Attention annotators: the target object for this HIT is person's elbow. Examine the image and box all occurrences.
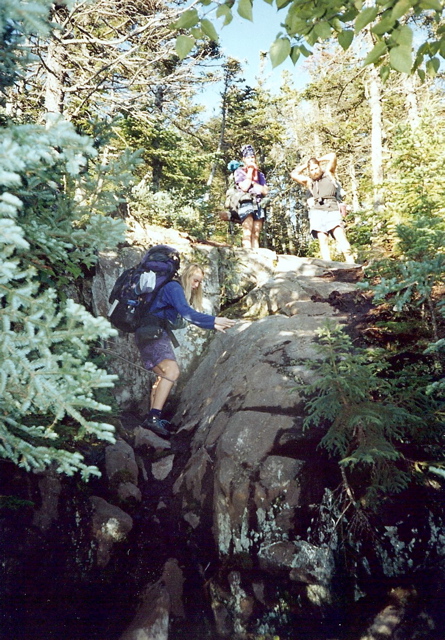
[290,170,303,184]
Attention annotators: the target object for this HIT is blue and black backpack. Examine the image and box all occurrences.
[108,245,181,333]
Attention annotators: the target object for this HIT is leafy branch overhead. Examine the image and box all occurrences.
[172,0,445,76]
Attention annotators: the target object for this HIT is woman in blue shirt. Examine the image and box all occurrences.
[135,264,235,437]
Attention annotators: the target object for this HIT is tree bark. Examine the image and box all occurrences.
[44,11,67,114]
[403,74,419,128]
[367,66,384,209]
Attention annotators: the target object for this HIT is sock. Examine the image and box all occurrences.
[149,408,162,419]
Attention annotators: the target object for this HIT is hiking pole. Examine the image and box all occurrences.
[94,344,178,384]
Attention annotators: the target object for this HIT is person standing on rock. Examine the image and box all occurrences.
[290,152,355,264]
[135,263,235,438]
[234,144,269,250]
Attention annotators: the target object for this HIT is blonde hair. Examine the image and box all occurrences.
[180,263,204,311]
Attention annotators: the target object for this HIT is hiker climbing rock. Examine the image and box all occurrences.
[135,260,236,438]
[234,144,269,250]
[290,152,355,264]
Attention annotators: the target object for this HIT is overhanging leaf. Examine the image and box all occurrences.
[299,44,312,57]
[419,0,442,9]
[380,64,390,82]
[338,29,354,50]
[175,35,195,59]
[426,56,440,76]
[355,6,378,32]
[238,0,253,21]
[314,21,332,40]
[269,36,291,68]
[216,4,231,18]
[290,45,300,64]
[173,8,199,30]
[372,15,396,36]
[276,0,292,8]
[391,0,413,20]
[389,44,412,72]
[201,18,219,41]
[217,4,233,26]
[363,40,387,65]
[393,24,413,48]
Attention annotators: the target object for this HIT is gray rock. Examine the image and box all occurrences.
[105,438,139,485]
[134,426,172,451]
[151,455,175,481]
[90,496,133,567]
[117,482,142,503]
[32,473,62,532]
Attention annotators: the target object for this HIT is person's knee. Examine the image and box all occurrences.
[157,359,180,381]
[165,361,180,381]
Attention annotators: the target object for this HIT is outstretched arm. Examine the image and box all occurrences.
[214,317,236,333]
[290,161,310,188]
[318,152,337,174]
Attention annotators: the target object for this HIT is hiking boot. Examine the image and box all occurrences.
[141,415,171,438]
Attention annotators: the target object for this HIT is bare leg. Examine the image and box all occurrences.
[251,220,263,249]
[150,359,180,412]
[317,232,331,261]
[241,215,254,249]
[332,226,355,263]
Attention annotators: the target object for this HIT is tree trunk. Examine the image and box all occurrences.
[403,74,419,128]
[349,157,360,212]
[44,14,66,114]
[152,88,165,193]
[367,66,384,209]
[205,61,239,197]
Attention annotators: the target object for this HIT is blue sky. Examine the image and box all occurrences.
[197,2,311,117]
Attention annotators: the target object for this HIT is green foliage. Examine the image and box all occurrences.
[0,0,55,94]
[0,216,118,478]
[300,322,440,503]
[130,186,207,237]
[369,256,445,314]
[383,112,445,248]
[0,495,34,512]
[223,84,284,170]
[0,0,142,479]
[173,0,445,74]
[1,115,132,289]
[359,110,445,337]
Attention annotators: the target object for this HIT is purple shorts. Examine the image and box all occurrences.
[135,331,176,370]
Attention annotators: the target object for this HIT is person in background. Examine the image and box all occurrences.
[135,263,235,437]
[234,144,269,249]
[290,152,355,264]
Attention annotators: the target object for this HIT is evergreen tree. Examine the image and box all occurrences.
[0,1,137,478]
[301,322,443,505]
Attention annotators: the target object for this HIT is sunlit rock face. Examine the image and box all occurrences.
[170,260,355,637]
[2,239,444,640]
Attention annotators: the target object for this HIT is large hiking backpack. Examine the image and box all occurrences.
[222,186,254,223]
[107,245,181,333]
